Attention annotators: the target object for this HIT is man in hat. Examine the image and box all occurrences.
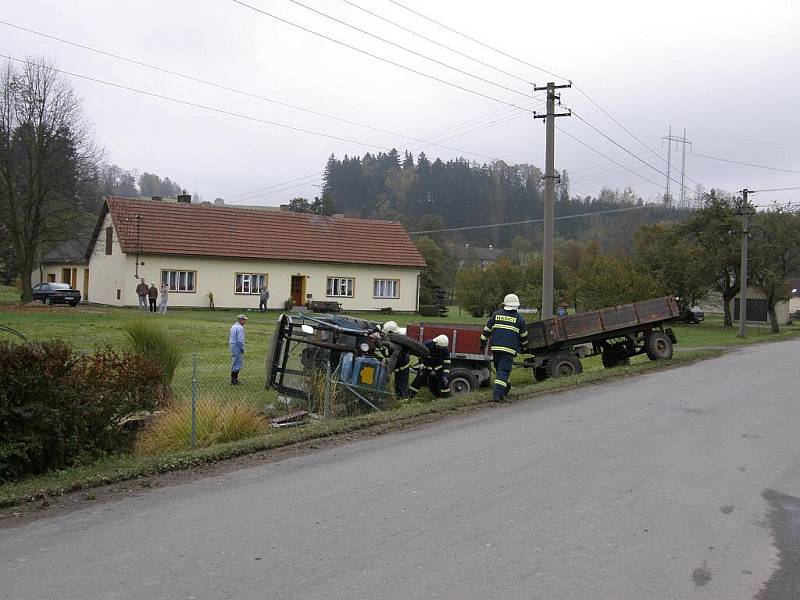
[408,334,451,399]
[480,293,528,402]
[229,314,248,385]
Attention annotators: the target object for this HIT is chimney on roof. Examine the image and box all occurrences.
[214,197,224,205]
[177,192,192,204]
[152,196,163,202]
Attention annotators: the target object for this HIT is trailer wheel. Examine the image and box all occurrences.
[601,342,630,369]
[387,332,429,359]
[547,353,583,378]
[533,367,548,382]
[645,331,673,360]
[448,368,478,396]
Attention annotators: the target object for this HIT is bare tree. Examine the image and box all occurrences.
[0,57,101,300]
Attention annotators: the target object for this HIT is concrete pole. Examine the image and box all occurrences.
[738,190,749,338]
[665,125,672,206]
[542,82,556,319]
[680,128,687,209]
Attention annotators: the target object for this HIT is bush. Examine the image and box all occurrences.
[124,319,183,383]
[135,399,267,455]
[0,341,165,481]
[418,304,437,317]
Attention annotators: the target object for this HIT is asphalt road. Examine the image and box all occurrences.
[3,340,800,600]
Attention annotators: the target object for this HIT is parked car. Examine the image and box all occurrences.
[680,306,705,324]
[32,282,81,306]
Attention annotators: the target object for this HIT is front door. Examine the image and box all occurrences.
[83,268,89,302]
[290,275,305,306]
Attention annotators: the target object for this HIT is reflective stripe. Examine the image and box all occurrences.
[490,345,517,355]
[494,379,508,388]
[443,359,451,364]
[409,385,420,392]
[520,330,529,338]
[493,323,520,334]
[395,360,412,372]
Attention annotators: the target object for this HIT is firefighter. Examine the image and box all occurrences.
[480,293,528,402]
[382,321,412,399]
[408,334,451,399]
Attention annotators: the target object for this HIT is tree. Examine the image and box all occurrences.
[0,58,100,301]
[749,206,800,333]
[286,194,336,216]
[677,191,741,326]
[571,248,666,310]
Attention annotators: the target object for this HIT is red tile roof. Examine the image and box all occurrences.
[103,197,427,268]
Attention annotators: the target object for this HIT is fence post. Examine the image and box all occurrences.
[191,352,197,449]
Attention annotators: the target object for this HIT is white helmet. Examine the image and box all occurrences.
[503,293,521,310]
[383,320,399,333]
[433,334,449,348]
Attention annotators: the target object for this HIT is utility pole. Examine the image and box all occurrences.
[533,81,571,319]
[662,128,692,208]
[737,189,755,338]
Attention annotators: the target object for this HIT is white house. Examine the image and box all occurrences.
[35,196,427,311]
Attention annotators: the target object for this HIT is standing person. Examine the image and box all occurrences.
[147,282,158,313]
[136,277,148,311]
[158,281,169,314]
[480,293,528,402]
[229,314,247,385]
[259,287,270,312]
[382,321,411,399]
[408,334,451,399]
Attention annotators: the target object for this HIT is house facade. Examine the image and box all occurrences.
[37,197,426,311]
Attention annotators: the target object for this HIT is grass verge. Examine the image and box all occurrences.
[0,349,721,508]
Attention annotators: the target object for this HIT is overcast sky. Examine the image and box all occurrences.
[3,0,799,210]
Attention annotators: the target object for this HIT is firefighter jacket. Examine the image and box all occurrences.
[481,308,528,356]
[421,340,451,375]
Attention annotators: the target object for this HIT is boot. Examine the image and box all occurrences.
[231,371,241,385]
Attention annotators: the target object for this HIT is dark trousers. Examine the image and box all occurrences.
[492,352,514,401]
[149,298,157,312]
[259,300,267,312]
[394,367,410,398]
[410,367,450,398]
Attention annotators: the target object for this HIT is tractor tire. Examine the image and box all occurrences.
[387,332,429,359]
[547,353,583,378]
[448,368,478,396]
[601,342,631,369]
[645,331,673,360]
[533,366,548,382]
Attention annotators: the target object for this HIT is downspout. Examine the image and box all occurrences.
[416,271,421,313]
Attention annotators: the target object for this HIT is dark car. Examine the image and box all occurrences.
[681,306,704,324]
[32,282,81,306]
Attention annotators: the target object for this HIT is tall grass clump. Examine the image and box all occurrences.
[124,319,183,384]
[135,398,268,455]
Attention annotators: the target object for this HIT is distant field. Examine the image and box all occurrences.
[2,284,798,405]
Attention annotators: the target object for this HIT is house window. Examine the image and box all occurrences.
[161,269,196,292]
[326,277,354,298]
[105,227,113,255]
[373,279,399,299]
[235,273,267,294]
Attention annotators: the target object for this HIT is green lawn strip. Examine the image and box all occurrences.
[0,349,719,508]
[0,285,20,305]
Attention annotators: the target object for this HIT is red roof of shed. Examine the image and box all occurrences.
[103,197,426,268]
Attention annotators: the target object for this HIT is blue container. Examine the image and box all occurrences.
[351,356,386,389]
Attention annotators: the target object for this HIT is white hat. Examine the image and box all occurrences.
[383,320,399,333]
[433,334,449,348]
[237,314,248,320]
[503,293,520,310]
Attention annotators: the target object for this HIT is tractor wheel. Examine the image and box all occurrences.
[547,353,583,378]
[448,368,478,396]
[387,332,429,359]
[645,331,673,360]
[601,342,631,369]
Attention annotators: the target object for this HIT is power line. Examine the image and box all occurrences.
[387,0,570,83]
[0,19,508,163]
[409,205,648,235]
[0,54,391,149]
[226,172,324,200]
[339,0,534,87]
[287,0,534,99]
[690,152,800,175]
[232,0,536,110]
[750,186,800,193]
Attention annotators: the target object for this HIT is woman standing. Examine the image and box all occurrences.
[158,282,169,314]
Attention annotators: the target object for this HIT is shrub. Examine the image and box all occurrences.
[123,319,183,383]
[135,398,267,455]
[0,341,165,481]
[418,304,437,317]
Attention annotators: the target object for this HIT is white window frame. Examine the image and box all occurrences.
[161,269,196,293]
[373,278,400,299]
[326,276,354,298]
[235,273,267,295]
